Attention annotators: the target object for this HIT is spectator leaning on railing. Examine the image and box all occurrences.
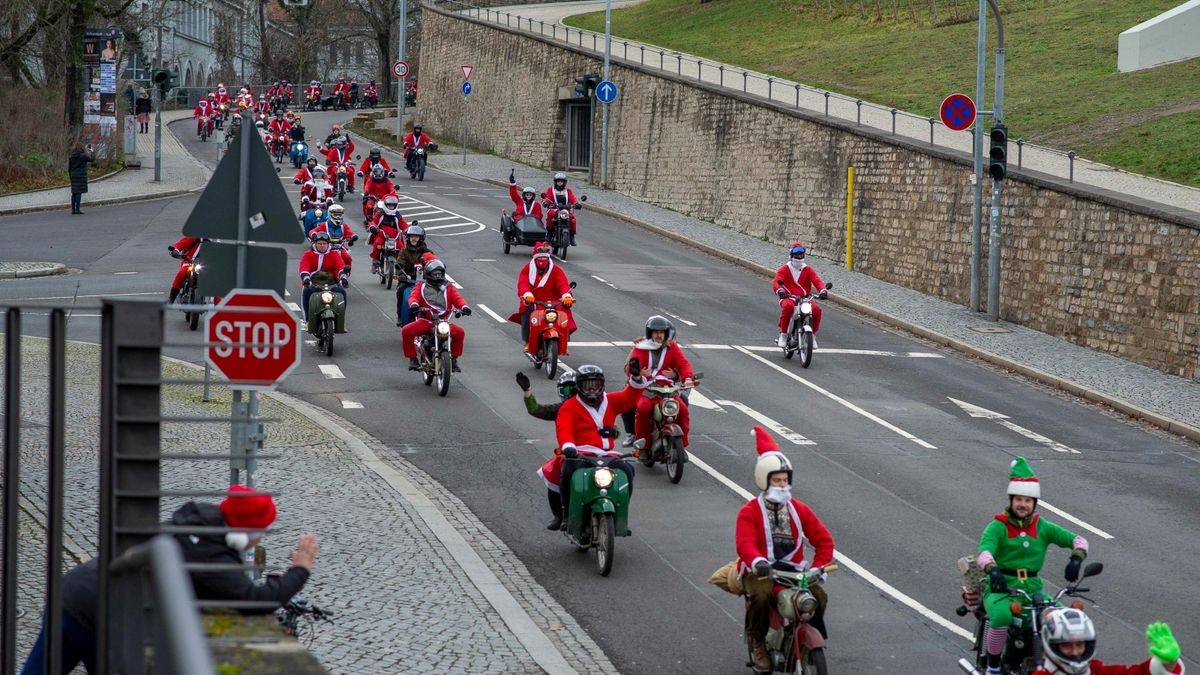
[19,485,319,675]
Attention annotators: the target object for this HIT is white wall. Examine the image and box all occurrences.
[1118,0,1200,72]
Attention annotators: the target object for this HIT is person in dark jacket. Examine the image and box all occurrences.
[19,485,318,675]
[134,88,151,133]
[68,142,94,215]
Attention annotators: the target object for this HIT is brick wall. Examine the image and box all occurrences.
[418,5,1200,380]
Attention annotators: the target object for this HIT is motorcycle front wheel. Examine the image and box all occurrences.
[422,358,434,386]
[385,260,395,289]
[666,436,685,484]
[323,318,335,357]
[437,350,452,396]
[795,646,827,675]
[594,512,615,576]
[543,341,558,379]
[799,331,814,369]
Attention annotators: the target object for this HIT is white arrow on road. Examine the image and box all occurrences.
[687,390,725,413]
[948,398,1080,454]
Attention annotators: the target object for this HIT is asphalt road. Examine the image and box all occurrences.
[2,109,1198,674]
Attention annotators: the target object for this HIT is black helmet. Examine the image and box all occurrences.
[424,259,446,287]
[369,147,381,159]
[557,371,577,401]
[405,225,426,249]
[310,230,332,244]
[645,314,676,342]
[413,124,422,132]
[575,364,605,407]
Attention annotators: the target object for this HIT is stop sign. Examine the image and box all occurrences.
[205,289,301,390]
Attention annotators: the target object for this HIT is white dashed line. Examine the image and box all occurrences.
[660,310,697,327]
[113,271,139,275]
[444,274,463,289]
[340,400,364,409]
[413,215,461,223]
[318,364,344,379]
[690,343,734,350]
[287,302,302,312]
[687,390,726,413]
[477,303,507,323]
[590,274,618,290]
[714,400,814,445]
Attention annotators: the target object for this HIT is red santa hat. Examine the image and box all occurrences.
[752,426,792,491]
[219,484,277,530]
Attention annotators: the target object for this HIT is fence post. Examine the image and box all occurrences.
[719,64,724,87]
[768,77,774,99]
[855,99,863,125]
[1016,139,1024,168]
[743,71,748,92]
[697,60,703,81]
[1068,151,1076,182]
[890,108,897,134]
[824,92,830,116]
[45,309,67,675]
[795,84,801,108]
[677,54,682,74]
[928,117,936,144]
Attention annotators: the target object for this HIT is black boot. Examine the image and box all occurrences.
[168,288,180,304]
[570,231,577,246]
[545,489,563,530]
[451,357,461,373]
[408,357,420,371]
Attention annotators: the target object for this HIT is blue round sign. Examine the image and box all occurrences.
[595,80,618,104]
[461,81,473,96]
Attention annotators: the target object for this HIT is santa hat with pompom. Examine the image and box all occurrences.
[219,484,277,530]
[1006,456,1040,499]
[752,426,793,491]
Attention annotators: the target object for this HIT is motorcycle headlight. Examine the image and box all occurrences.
[544,310,558,323]
[800,301,812,315]
[320,291,334,303]
[661,398,680,417]
[594,468,615,489]
[385,240,396,250]
[436,321,451,336]
[418,148,425,155]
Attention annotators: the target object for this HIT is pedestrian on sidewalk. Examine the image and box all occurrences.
[68,142,94,215]
[135,88,151,133]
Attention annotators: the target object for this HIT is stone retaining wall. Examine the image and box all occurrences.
[418,3,1200,380]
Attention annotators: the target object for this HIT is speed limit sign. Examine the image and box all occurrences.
[392,60,409,78]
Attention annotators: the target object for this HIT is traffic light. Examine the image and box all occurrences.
[573,73,601,99]
[989,124,1008,181]
[152,69,177,99]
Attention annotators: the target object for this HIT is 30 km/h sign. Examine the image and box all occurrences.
[939,93,977,132]
[205,289,301,390]
[392,60,409,78]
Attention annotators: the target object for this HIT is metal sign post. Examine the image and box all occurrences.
[153,87,162,182]
[987,2,1006,322]
[397,0,407,141]
[599,0,613,188]
[461,80,472,165]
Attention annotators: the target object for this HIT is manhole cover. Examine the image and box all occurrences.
[969,326,1011,334]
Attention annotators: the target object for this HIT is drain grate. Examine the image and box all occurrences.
[969,325,1011,334]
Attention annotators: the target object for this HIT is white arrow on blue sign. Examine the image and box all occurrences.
[461,81,472,96]
[596,80,618,104]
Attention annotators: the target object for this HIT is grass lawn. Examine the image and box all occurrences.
[0,163,117,197]
[566,0,1200,187]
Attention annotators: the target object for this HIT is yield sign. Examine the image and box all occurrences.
[461,65,473,81]
[205,289,301,390]
[939,93,976,132]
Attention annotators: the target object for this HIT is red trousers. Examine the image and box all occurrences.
[170,263,191,290]
[545,208,577,234]
[401,319,464,358]
[779,298,822,333]
[635,394,690,448]
[196,117,214,135]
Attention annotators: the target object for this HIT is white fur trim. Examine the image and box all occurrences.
[225,532,250,552]
[1007,480,1041,499]
[527,258,554,287]
[1151,657,1185,675]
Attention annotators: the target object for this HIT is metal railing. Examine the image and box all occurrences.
[432,0,1200,213]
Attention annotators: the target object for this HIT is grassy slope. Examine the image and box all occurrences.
[567,0,1200,186]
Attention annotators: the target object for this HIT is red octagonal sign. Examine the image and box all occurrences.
[205,289,301,390]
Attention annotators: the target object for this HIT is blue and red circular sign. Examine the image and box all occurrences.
[939,93,976,132]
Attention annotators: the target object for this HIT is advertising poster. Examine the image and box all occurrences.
[83,28,122,160]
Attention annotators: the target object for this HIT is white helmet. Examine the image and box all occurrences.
[1040,608,1096,675]
[328,204,344,223]
[752,426,792,492]
[311,165,326,177]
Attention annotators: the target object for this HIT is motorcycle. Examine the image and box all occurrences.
[175,255,205,331]
[269,133,287,163]
[631,374,700,484]
[956,557,1103,675]
[333,164,351,202]
[559,446,633,577]
[304,91,319,112]
[748,563,837,675]
[306,281,347,357]
[407,145,435,181]
[290,140,309,169]
[215,103,229,128]
[523,281,577,378]
[411,307,464,397]
[198,115,214,142]
[362,92,378,108]
[781,283,832,368]
[544,196,586,260]
[500,213,548,255]
[320,94,348,112]
[376,235,399,289]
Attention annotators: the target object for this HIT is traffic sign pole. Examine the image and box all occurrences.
[987,5,1006,322]
[971,0,986,313]
[397,0,407,142]
[599,0,612,188]
[462,83,469,166]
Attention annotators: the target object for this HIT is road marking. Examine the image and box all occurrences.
[444,273,463,289]
[318,364,344,379]
[687,390,726,413]
[734,346,937,449]
[471,258,496,262]
[4,291,161,301]
[286,302,302,312]
[590,274,618,290]
[569,341,622,347]
[690,343,734,350]
[715,400,814,445]
[684,453,974,641]
[285,290,291,297]
[490,227,502,232]
[401,210,444,217]
[113,271,139,275]
[948,398,1080,454]
[477,303,507,323]
[907,352,943,358]
[340,400,364,409]
[422,222,484,233]
[1037,502,1114,540]
[739,345,777,352]
[660,309,697,327]
[412,215,460,223]
[305,339,316,346]
[740,345,944,358]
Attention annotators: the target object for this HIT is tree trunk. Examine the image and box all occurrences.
[63,0,92,136]
[258,0,270,80]
[376,28,392,103]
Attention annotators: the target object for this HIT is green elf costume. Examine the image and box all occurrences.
[976,457,1089,674]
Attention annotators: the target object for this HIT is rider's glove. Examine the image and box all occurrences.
[988,567,1008,594]
[561,294,574,307]
[459,306,472,316]
[515,372,531,391]
[776,287,788,299]
[818,290,828,300]
[349,235,359,244]
[1064,556,1082,583]
[1146,622,1180,664]
[508,169,516,184]
[368,226,379,234]
[301,277,312,287]
[408,304,420,316]
[628,357,640,374]
[753,560,771,577]
[522,292,535,305]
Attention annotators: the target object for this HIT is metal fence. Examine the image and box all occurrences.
[432,0,1200,213]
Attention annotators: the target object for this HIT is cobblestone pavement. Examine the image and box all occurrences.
[429,150,1200,437]
[460,1,1200,216]
[1,338,618,674]
[0,262,67,279]
[0,110,209,216]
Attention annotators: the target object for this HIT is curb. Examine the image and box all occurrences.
[428,159,1200,446]
[0,262,68,279]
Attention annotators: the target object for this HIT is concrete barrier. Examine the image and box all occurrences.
[1118,0,1200,72]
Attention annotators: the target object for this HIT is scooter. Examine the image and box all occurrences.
[523,281,577,379]
[559,446,634,577]
[632,374,700,484]
[270,133,286,163]
[306,279,348,357]
[333,164,351,202]
[290,140,309,169]
[747,563,837,675]
[412,307,463,397]
[782,283,832,368]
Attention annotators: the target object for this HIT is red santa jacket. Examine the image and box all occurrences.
[625,339,693,388]
[363,84,378,99]
[369,217,405,245]
[214,91,231,106]
[268,118,291,135]
[170,236,203,259]
[283,84,294,98]
[324,145,355,167]
[517,260,571,305]
[541,186,579,210]
[193,101,214,118]
[333,82,350,100]
[293,166,317,184]
[773,262,825,298]
[736,496,835,576]
[306,84,321,99]
[298,247,347,281]
[555,386,641,454]
[409,282,467,320]
[508,184,544,219]
[358,157,392,176]
[403,132,433,150]
[1033,659,1183,675]
[301,179,334,202]
[255,100,270,114]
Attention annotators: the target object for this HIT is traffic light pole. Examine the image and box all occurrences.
[153,86,162,182]
[987,38,1006,322]
[969,0,986,312]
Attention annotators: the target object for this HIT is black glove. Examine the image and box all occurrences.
[988,567,1008,594]
[776,287,788,298]
[1064,556,1082,583]
[508,169,515,184]
[818,290,828,300]
[460,306,472,316]
[368,226,379,234]
[753,560,771,577]
[515,372,531,391]
[628,357,640,374]
[302,278,311,287]
[408,304,420,316]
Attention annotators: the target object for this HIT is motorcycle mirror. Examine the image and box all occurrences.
[580,195,588,202]
[275,167,281,173]
[355,154,361,159]
[825,282,833,290]
[569,281,577,289]
[1082,562,1103,578]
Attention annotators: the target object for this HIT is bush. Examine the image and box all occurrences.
[0,87,70,188]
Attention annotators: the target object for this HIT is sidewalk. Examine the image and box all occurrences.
[427,148,1200,442]
[5,338,616,674]
[0,110,210,216]
[459,1,1200,217]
